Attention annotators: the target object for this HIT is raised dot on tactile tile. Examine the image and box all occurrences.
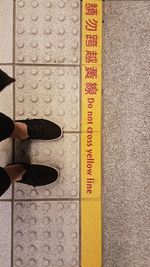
[17,14,24,21]
[72,83,78,90]
[45,41,51,48]
[71,123,78,130]
[31,55,38,62]
[31,28,38,34]
[58,28,65,35]
[43,259,50,267]
[29,258,36,266]
[32,82,38,89]
[72,176,77,183]
[44,189,51,197]
[17,82,24,89]
[17,27,24,34]
[58,149,64,156]
[43,245,50,253]
[16,231,23,238]
[44,55,51,62]
[18,1,25,7]
[17,110,24,116]
[58,83,65,90]
[56,216,64,224]
[44,82,51,89]
[59,1,65,8]
[32,0,38,7]
[16,217,23,224]
[71,135,78,142]
[16,259,23,266]
[17,68,24,75]
[72,15,78,22]
[43,231,51,238]
[31,68,38,75]
[57,259,64,266]
[71,232,77,239]
[31,41,38,48]
[71,190,77,197]
[30,245,37,254]
[16,245,23,253]
[29,231,37,239]
[31,109,38,116]
[72,28,78,35]
[31,96,38,103]
[58,109,65,116]
[72,96,78,103]
[57,202,64,210]
[58,14,65,21]
[57,231,64,239]
[71,202,77,210]
[16,203,23,210]
[44,27,51,34]
[29,203,37,211]
[17,55,24,62]
[72,259,78,266]
[71,149,77,155]
[45,15,51,21]
[58,68,65,75]
[17,41,24,48]
[60,56,65,63]
[71,216,77,224]
[16,190,24,197]
[72,42,78,49]
[72,1,79,8]
[72,162,77,169]
[45,1,51,7]
[58,42,65,48]
[44,109,52,116]
[17,95,24,102]
[44,68,51,75]
[72,109,78,116]
[44,96,51,103]
[30,189,38,197]
[72,56,78,63]
[31,14,38,21]
[57,189,64,197]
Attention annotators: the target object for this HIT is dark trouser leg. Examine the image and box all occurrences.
[0,167,11,197]
[0,112,14,142]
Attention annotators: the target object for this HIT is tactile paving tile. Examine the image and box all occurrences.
[15,66,80,131]
[14,201,79,267]
[15,0,80,64]
[14,134,79,199]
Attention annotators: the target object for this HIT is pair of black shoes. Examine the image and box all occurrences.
[11,118,63,187]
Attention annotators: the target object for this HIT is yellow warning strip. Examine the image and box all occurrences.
[81,1,102,266]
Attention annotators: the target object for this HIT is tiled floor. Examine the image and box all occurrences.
[0,1,80,266]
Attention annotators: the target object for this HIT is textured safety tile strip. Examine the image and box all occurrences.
[15,66,80,131]
[14,134,79,199]
[14,201,79,267]
[15,0,80,64]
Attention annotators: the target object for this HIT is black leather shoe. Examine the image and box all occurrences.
[0,69,15,91]
[7,163,58,187]
[15,118,63,140]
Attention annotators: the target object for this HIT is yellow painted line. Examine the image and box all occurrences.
[81,0,102,266]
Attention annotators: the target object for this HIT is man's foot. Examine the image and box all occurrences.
[11,119,63,140]
[5,163,58,186]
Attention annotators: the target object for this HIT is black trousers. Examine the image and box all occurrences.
[0,112,14,196]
